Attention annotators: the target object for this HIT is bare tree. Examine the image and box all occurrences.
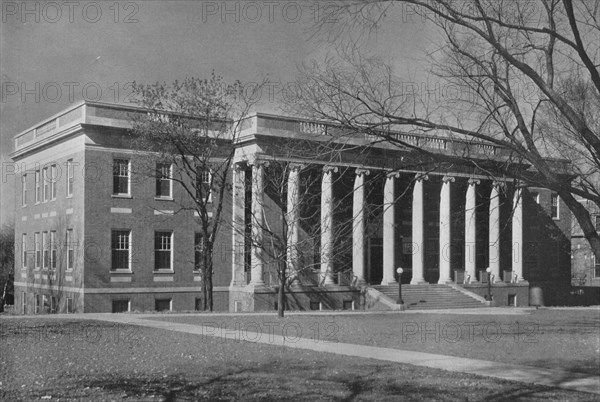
[292,0,600,259]
[0,223,15,311]
[129,73,263,311]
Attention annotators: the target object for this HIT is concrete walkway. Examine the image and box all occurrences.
[78,312,600,396]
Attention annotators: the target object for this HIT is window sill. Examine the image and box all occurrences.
[66,195,73,199]
[154,196,173,201]
[112,194,133,199]
[153,270,174,274]
[111,269,133,274]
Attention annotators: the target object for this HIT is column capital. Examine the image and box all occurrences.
[442,176,455,183]
[248,159,270,168]
[323,165,339,174]
[415,173,429,182]
[385,170,401,179]
[491,180,506,189]
[232,162,246,172]
[355,168,371,176]
[289,163,305,172]
[468,178,480,185]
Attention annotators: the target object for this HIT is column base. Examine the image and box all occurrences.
[381,278,397,285]
[437,278,453,284]
[410,279,429,285]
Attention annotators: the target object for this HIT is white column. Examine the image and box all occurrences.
[287,163,303,286]
[353,168,369,285]
[230,163,246,286]
[411,174,429,284]
[438,176,455,284]
[382,171,399,285]
[489,181,502,283]
[465,178,479,283]
[512,186,525,282]
[250,160,268,287]
[321,166,338,285]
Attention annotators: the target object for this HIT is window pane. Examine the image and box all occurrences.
[154,232,172,270]
[111,230,130,270]
[113,160,129,194]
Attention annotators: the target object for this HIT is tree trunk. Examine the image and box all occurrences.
[278,262,286,318]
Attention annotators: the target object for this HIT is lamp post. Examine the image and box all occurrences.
[396,268,404,307]
[486,267,492,302]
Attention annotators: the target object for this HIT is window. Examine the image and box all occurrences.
[551,193,560,219]
[113,159,130,195]
[35,169,40,203]
[21,234,27,269]
[111,230,131,270]
[196,167,212,203]
[155,163,172,198]
[595,256,600,278]
[66,297,74,313]
[195,298,202,311]
[42,232,48,269]
[155,298,171,312]
[155,232,173,270]
[42,295,49,313]
[35,294,41,314]
[194,232,204,271]
[50,164,57,199]
[43,167,49,202]
[50,296,57,314]
[50,231,57,269]
[22,292,27,315]
[66,159,74,197]
[21,174,27,206]
[112,299,130,313]
[34,232,40,268]
[66,229,74,269]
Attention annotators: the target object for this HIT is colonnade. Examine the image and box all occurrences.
[231,162,525,287]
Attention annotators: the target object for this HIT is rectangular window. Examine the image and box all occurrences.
[50,164,57,199]
[42,295,49,313]
[155,163,172,198]
[66,297,74,313]
[42,232,48,268]
[155,298,171,312]
[196,167,212,203]
[35,294,41,314]
[154,231,172,270]
[35,170,40,203]
[21,174,27,206]
[551,193,560,219]
[112,299,130,313]
[22,233,27,269]
[22,292,27,315]
[111,230,131,270]
[43,167,49,202]
[595,256,600,278]
[194,232,203,271]
[67,229,74,269]
[66,159,74,196]
[50,231,57,269]
[195,298,202,311]
[34,232,40,268]
[50,296,57,314]
[113,159,130,195]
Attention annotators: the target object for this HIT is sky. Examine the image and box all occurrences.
[0,0,433,227]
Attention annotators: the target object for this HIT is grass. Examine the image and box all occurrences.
[154,308,600,376]
[0,314,597,401]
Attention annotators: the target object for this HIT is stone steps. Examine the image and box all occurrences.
[372,284,487,310]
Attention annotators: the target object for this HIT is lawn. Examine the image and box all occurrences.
[153,308,600,375]
[0,315,598,401]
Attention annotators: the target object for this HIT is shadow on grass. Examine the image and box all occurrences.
[75,360,595,401]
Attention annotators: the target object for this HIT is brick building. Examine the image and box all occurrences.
[11,102,572,313]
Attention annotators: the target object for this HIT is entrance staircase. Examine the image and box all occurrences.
[372,284,487,310]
